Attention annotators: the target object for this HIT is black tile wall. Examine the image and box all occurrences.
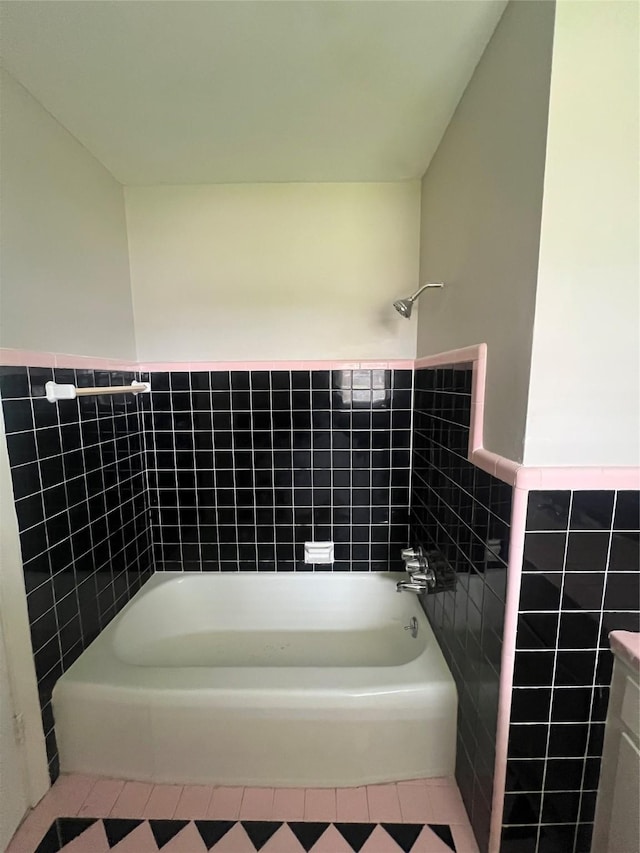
[502,489,640,853]
[144,369,412,572]
[0,365,153,781]
[409,365,512,853]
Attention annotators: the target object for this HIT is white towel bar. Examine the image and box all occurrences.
[45,380,150,403]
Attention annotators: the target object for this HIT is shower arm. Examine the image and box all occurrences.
[407,282,444,302]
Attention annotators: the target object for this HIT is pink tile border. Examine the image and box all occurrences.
[2,340,638,492]
[0,348,137,371]
[415,344,640,491]
[137,359,416,372]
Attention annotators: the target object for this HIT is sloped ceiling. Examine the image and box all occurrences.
[0,0,506,184]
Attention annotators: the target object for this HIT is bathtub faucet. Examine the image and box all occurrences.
[396,547,436,594]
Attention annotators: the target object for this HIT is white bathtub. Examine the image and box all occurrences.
[53,572,457,786]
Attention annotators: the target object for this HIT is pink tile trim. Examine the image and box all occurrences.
[610,630,640,672]
[415,344,640,490]
[0,348,137,370]
[4,345,637,490]
[0,348,57,367]
[138,359,415,372]
[488,485,528,853]
[417,345,489,467]
[415,344,485,369]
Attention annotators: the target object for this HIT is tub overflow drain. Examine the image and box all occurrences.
[404,617,418,639]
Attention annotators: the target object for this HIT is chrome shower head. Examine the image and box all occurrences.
[393,298,414,318]
[393,282,444,319]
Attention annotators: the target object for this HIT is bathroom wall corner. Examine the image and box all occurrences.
[0,409,50,806]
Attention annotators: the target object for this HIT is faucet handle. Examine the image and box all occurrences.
[408,569,436,588]
[401,546,423,561]
[405,556,429,573]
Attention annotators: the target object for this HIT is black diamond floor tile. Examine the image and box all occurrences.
[382,823,424,853]
[57,818,97,847]
[102,818,143,847]
[241,820,283,850]
[149,819,189,848]
[288,822,329,851]
[334,822,376,852]
[429,823,457,851]
[194,820,236,849]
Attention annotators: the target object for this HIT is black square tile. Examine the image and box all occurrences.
[608,532,640,571]
[558,612,600,649]
[510,688,552,723]
[519,574,562,612]
[6,430,37,466]
[555,650,597,687]
[541,790,582,823]
[500,827,537,853]
[523,533,567,573]
[526,492,570,531]
[548,723,589,757]
[513,651,555,687]
[0,366,30,398]
[565,532,610,572]
[543,757,585,790]
[507,724,549,759]
[570,491,615,530]
[614,491,640,530]
[516,613,559,650]
[10,461,42,500]
[561,573,604,611]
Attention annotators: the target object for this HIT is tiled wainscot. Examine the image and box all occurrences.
[0,365,153,779]
[502,489,640,853]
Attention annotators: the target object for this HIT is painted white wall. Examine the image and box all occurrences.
[415,0,555,462]
[0,615,28,851]
[523,0,640,467]
[0,69,136,360]
[126,182,420,362]
[0,412,50,835]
